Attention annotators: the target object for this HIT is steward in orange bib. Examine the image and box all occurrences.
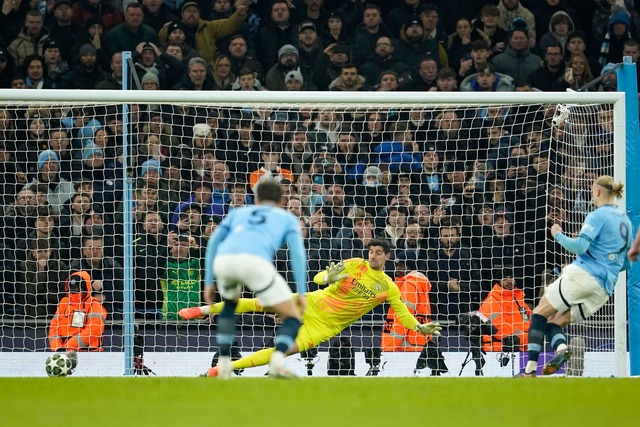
[478,274,531,352]
[382,253,433,351]
[48,271,107,352]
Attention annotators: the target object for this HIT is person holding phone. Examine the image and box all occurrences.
[551,52,595,91]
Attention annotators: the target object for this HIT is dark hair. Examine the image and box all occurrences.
[36,205,55,219]
[437,66,457,79]
[238,67,254,77]
[271,0,289,9]
[471,40,489,51]
[624,38,640,49]
[33,184,49,194]
[567,30,586,43]
[22,54,46,77]
[82,233,103,246]
[256,178,283,203]
[367,237,391,254]
[364,3,381,13]
[30,237,50,251]
[229,34,247,43]
[125,2,143,12]
[141,210,162,222]
[545,41,563,53]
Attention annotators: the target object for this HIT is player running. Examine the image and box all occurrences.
[520,175,632,376]
[200,178,307,379]
[180,238,442,377]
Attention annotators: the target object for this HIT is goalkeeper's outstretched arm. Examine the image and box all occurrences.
[313,261,348,285]
[386,279,441,336]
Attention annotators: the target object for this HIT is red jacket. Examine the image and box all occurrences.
[478,283,531,352]
[382,271,433,351]
[48,271,107,352]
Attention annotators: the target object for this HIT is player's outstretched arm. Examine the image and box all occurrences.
[415,322,442,336]
[551,224,590,255]
[324,261,348,284]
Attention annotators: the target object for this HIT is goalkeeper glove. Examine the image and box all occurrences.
[324,261,348,284]
[415,322,442,336]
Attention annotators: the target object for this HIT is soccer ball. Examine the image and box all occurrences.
[45,353,73,377]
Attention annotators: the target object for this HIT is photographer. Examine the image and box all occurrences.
[48,271,107,352]
[477,269,531,353]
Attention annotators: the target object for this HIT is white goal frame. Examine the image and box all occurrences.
[0,89,628,377]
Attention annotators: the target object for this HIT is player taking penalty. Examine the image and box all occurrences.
[180,238,442,376]
[520,175,632,376]
[191,178,307,379]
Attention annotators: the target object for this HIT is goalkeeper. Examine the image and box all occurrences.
[180,238,441,376]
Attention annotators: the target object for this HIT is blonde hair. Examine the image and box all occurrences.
[595,175,624,199]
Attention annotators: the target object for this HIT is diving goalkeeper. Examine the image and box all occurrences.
[180,238,442,377]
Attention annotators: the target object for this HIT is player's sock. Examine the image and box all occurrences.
[525,314,548,374]
[217,299,238,357]
[546,322,568,352]
[209,298,264,315]
[274,317,301,353]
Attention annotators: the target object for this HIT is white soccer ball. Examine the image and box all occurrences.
[45,353,73,377]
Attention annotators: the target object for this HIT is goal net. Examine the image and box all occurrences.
[0,90,626,377]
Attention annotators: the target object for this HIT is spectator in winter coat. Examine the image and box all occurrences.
[491,29,542,87]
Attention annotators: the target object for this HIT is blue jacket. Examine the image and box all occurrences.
[374,140,423,173]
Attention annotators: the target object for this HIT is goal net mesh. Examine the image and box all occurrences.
[0,99,618,377]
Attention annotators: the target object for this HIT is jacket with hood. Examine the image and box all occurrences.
[48,271,107,351]
[598,10,634,65]
[8,27,50,66]
[539,11,575,53]
[478,282,531,352]
[382,271,433,351]
[533,0,581,44]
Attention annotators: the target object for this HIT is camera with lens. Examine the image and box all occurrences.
[497,335,520,367]
[458,311,498,376]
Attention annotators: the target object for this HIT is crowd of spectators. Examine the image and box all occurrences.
[0,0,625,323]
[0,0,638,92]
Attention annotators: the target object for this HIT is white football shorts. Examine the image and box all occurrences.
[545,264,609,323]
[213,253,293,307]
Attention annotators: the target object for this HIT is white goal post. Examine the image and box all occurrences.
[0,88,630,377]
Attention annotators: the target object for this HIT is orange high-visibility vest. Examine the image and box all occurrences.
[478,283,531,352]
[48,271,107,352]
[382,271,432,351]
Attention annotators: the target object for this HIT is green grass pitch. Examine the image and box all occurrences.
[1,377,636,427]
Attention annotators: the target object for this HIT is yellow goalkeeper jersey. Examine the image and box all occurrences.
[310,258,420,334]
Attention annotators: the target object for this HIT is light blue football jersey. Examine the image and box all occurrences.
[205,204,307,293]
[574,205,632,295]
